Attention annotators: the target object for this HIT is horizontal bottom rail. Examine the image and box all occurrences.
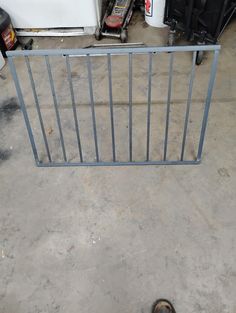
[36,159,201,167]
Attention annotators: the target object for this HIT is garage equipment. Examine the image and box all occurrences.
[0,7,18,57]
[95,0,136,42]
[0,0,101,37]
[164,0,236,64]
[145,0,167,28]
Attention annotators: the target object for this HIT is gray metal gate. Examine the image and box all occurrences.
[7,45,220,167]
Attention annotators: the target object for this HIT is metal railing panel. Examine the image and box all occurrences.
[7,45,220,167]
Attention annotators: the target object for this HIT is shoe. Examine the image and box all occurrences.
[153,299,176,313]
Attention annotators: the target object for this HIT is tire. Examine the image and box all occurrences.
[95,27,102,41]
[196,50,204,65]
[120,29,128,43]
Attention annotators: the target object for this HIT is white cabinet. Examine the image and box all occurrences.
[0,0,102,35]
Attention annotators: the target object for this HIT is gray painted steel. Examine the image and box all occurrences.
[7,45,220,167]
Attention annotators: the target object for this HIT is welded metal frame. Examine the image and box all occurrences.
[7,45,220,167]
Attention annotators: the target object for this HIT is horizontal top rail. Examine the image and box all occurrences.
[7,45,221,57]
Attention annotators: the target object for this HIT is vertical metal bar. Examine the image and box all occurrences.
[197,50,219,161]
[65,55,83,162]
[45,55,67,162]
[218,6,236,39]
[86,54,99,162]
[8,56,39,164]
[180,51,197,161]
[25,56,52,162]
[164,52,174,161]
[146,52,153,161]
[128,53,133,162]
[215,0,229,38]
[107,53,116,162]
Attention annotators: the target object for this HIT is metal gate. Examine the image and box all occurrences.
[7,45,220,167]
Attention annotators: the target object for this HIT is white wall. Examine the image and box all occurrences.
[0,0,101,28]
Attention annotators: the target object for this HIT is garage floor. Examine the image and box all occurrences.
[0,12,236,313]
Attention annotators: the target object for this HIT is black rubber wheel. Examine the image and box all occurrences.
[95,27,102,41]
[196,50,204,65]
[120,29,128,43]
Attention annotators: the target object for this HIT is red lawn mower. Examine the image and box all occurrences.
[95,0,137,43]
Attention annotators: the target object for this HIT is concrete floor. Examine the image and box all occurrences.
[0,11,236,313]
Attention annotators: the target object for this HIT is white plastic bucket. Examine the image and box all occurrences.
[145,0,167,28]
[0,51,5,70]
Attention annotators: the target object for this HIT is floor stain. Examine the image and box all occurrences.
[142,21,149,28]
[218,168,230,178]
[71,71,78,78]
[0,149,11,163]
[0,98,18,163]
[0,98,19,122]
